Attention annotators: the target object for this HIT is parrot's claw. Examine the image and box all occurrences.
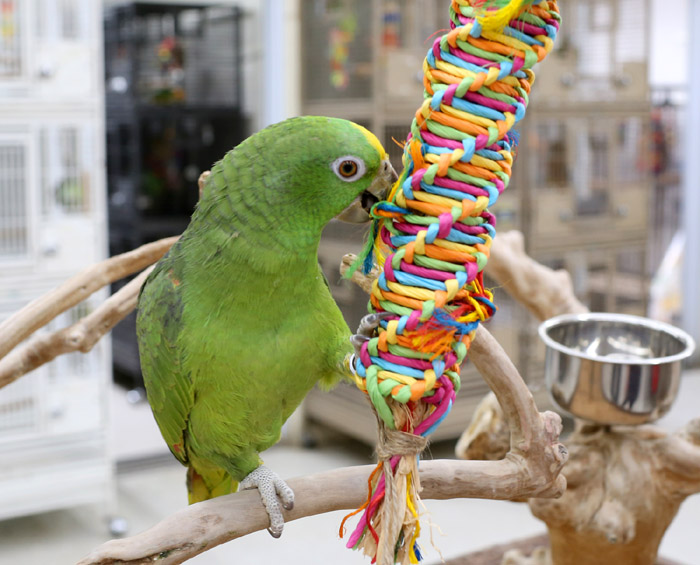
[357,312,393,338]
[350,312,393,356]
[348,312,394,372]
[350,334,369,353]
[240,465,294,538]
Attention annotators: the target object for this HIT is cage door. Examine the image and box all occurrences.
[33,0,97,99]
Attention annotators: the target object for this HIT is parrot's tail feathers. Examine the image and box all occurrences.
[186,465,237,504]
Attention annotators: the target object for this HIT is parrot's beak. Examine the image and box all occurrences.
[336,159,398,223]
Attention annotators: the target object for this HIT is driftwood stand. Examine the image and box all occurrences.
[457,231,700,565]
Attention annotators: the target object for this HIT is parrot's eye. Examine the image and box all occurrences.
[340,161,357,176]
[332,156,366,182]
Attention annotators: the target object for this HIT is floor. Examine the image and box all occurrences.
[0,372,699,565]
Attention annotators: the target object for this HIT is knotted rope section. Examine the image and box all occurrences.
[341,1,560,564]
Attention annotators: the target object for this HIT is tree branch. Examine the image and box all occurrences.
[341,230,588,325]
[469,326,567,478]
[488,231,588,321]
[78,457,566,565]
[339,254,568,498]
[0,236,177,363]
[340,252,567,480]
[0,267,154,389]
[656,419,700,493]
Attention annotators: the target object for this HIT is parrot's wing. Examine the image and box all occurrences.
[137,249,193,465]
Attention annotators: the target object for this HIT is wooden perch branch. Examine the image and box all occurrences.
[0,237,177,389]
[0,236,177,362]
[79,454,565,565]
[0,225,565,564]
[652,419,700,494]
[341,230,587,326]
[0,267,153,389]
[488,231,587,321]
[527,420,700,564]
[455,229,589,461]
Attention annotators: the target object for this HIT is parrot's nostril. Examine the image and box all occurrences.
[361,190,379,213]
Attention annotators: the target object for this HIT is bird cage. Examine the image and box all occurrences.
[0,274,113,521]
[0,295,108,441]
[300,0,542,444]
[104,3,243,107]
[0,118,105,272]
[103,3,247,388]
[301,0,374,103]
[0,0,114,524]
[534,0,650,103]
[0,0,101,100]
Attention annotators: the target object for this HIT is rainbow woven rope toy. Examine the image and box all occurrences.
[341,1,560,564]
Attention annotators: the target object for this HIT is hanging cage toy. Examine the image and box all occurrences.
[341,1,561,564]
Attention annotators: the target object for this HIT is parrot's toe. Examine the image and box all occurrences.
[351,312,394,357]
[240,465,294,538]
[350,334,369,355]
[356,311,393,339]
[275,477,295,511]
[350,312,395,358]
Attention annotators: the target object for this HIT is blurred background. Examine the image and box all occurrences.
[0,0,698,563]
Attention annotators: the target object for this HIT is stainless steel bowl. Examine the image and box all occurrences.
[539,313,696,425]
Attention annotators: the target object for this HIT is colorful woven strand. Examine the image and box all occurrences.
[343,1,560,564]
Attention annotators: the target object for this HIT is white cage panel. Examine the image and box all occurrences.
[33,0,96,99]
[0,0,112,523]
[35,0,89,41]
[0,434,111,522]
[0,0,98,99]
[36,120,103,272]
[0,120,103,271]
[39,124,92,216]
[0,288,44,441]
[574,2,613,78]
[0,137,30,258]
[569,0,649,75]
[616,0,647,65]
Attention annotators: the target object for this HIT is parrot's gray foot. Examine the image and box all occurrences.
[240,465,294,538]
[350,312,393,356]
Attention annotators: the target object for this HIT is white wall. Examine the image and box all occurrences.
[649,0,689,87]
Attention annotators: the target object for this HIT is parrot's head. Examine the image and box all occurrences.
[197,117,398,252]
[252,116,397,228]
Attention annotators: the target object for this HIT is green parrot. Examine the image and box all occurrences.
[136,116,396,537]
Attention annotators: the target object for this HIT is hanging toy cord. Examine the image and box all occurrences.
[342,2,560,564]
